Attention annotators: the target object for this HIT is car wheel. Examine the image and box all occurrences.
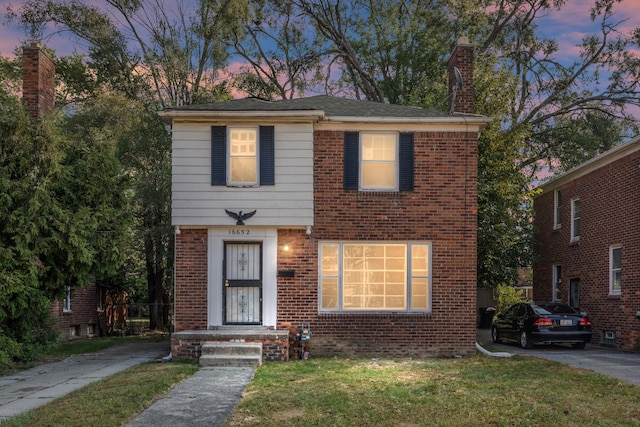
[572,342,586,349]
[491,326,501,343]
[519,330,533,349]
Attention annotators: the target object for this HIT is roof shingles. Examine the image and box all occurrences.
[163,95,459,118]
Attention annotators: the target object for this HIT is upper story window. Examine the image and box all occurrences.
[361,133,398,190]
[229,128,257,185]
[319,242,431,312]
[610,245,622,295]
[570,198,580,242]
[211,125,274,187]
[344,131,414,192]
[553,190,562,229]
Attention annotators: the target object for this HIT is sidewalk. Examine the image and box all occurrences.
[0,341,169,421]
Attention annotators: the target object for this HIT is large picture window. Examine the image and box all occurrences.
[319,242,431,312]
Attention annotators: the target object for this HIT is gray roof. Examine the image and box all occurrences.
[162,95,459,118]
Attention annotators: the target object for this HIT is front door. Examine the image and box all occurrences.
[223,242,262,325]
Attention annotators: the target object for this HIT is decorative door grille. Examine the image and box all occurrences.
[224,242,262,324]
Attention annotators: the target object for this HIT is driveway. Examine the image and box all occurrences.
[477,328,640,386]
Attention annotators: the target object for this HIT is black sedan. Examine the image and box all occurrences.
[491,302,592,349]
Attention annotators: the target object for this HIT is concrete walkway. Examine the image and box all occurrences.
[126,367,255,427]
[0,341,169,421]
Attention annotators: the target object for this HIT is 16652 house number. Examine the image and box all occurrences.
[228,229,250,236]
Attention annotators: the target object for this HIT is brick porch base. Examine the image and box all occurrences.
[171,326,290,362]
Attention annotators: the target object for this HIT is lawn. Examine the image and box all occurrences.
[0,362,198,427]
[226,354,640,427]
[2,351,639,426]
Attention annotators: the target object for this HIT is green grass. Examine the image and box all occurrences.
[0,361,198,427]
[227,355,640,427]
[2,351,639,427]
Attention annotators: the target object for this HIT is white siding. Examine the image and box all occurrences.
[172,122,314,227]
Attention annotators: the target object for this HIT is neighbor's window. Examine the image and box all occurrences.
[570,198,580,241]
[360,133,398,190]
[610,246,622,295]
[63,286,72,313]
[319,242,431,312]
[229,127,257,185]
[553,190,562,228]
[552,264,562,302]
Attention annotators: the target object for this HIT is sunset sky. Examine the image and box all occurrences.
[1,0,638,122]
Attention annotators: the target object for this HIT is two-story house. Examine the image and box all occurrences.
[533,136,640,350]
[164,40,491,361]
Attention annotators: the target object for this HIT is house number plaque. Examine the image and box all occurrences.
[228,229,251,236]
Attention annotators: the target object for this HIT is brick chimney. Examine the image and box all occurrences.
[448,37,474,115]
[22,42,55,118]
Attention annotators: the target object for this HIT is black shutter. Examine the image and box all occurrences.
[211,126,226,185]
[344,131,359,190]
[259,126,275,185]
[399,132,414,191]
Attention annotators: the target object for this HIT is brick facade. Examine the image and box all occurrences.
[50,286,99,341]
[533,145,640,350]
[22,42,55,118]
[272,130,479,357]
[174,228,209,331]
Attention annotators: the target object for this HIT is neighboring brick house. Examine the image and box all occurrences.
[532,136,640,350]
[22,43,125,340]
[164,40,490,360]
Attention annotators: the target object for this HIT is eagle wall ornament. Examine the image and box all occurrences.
[225,209,257,226]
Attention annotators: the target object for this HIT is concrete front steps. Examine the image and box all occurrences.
[199,342,263,367]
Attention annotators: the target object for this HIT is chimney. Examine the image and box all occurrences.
[22,42,56,118]
[448,37,474,115]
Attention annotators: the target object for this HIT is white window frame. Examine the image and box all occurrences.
[552,264,561,302]
[609,245,622,295]
[227,127,258,186]
[553,190,562,229]
[570,198,580,242]
[63,285,72,313]
[318,241,432,313]
[359,133,399,191]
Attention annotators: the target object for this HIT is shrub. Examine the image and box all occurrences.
[495,284,528,314]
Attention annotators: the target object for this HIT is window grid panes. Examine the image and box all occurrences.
[361,134,397,189]
[229,128,257,184]
[319,242,431,312]
[610,246,621,294]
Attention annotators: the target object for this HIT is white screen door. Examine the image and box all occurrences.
[224,242,262,324]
